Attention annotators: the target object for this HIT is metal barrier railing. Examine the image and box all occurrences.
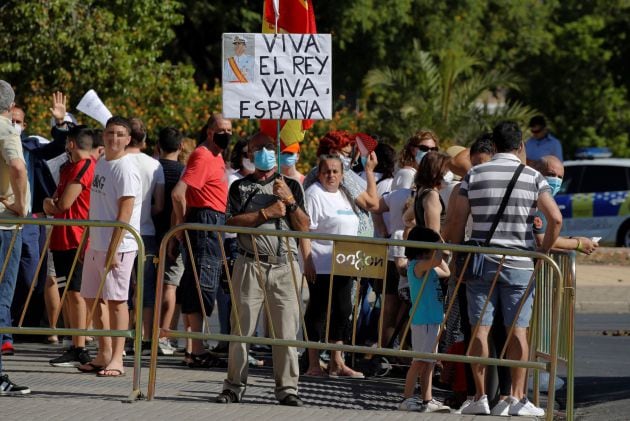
[532,249,576,419]
[0,217,145,401]
[147,224,566,420]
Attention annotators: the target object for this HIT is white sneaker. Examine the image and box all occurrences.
[508,397,545,417]
[461,395,490,415]
[454,398,474,414]
[425,398,451,413]
[399,397,425,412]
[158,338,175,356]
[491,396,517,416]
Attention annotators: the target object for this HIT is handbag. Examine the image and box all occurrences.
[456,164,525,280]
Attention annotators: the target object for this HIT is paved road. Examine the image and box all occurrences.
[572,313,630,421]
[0,342,523,420]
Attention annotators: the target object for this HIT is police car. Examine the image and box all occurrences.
[556,155,630,246]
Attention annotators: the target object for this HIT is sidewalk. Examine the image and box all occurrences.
[1,343,540,420]
[575,263,630,313]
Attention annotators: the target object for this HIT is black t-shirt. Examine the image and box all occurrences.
[155,158,185,238]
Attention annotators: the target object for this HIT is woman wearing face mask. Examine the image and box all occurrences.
[228,138,255,183]
[392,130,440,190]
[303,130,380,237]
[279,142,305,184]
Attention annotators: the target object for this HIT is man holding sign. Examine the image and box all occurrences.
[223,35,255,84]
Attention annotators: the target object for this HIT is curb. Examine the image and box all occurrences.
[576,301,630,314]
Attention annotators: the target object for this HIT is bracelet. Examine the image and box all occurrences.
[575,238,583,252]
[284,195,295,204]
[260,208,268,221]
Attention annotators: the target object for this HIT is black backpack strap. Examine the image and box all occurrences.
[484,164,525,246]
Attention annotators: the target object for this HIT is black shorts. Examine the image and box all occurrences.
[52,249,84,292]
[372,262,400,296]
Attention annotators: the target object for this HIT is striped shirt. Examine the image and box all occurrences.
[459,153,551,269]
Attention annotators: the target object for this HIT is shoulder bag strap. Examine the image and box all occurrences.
[483,163,525,246]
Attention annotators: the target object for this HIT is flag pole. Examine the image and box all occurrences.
[274,0,281,174]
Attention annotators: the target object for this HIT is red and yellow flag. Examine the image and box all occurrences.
[260,0,317,148]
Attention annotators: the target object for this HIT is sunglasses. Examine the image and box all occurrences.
[414,144,439,152]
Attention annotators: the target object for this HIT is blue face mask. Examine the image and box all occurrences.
[360,156,368,169]
[546,176,562,196]
[415,150,427,165]
[254,148,276,171]
[280,153,298,168]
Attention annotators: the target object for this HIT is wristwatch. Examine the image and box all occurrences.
[286,201,299,213]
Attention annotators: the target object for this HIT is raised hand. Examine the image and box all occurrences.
[49,91,67,124]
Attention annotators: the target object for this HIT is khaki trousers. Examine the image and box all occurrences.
[223,255,301,400]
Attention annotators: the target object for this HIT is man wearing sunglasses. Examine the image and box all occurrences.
[525,115,563,163]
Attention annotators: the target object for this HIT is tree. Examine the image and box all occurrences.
[362,44,537,145]
[0,0,218,137]
[514,0,630,158]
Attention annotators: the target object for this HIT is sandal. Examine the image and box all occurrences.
[187,352,216,369]
[303,368,328,377]
[181,351,193,366]
[96,368,126,377]
[329,365,365,379]
[78,362,105,373]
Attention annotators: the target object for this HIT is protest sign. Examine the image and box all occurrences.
[222,33,332,120]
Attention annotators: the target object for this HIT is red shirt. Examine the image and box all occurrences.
[181,146,228,212]
[50,158,95,251]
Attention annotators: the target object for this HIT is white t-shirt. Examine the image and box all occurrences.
[391,167,416,190]
[89,154,143,252]
[305,182,359,274]
[128,153,165,236]
[383,189,411,260]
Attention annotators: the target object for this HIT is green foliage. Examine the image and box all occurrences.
[362,45,537,146]
[0,0,217,138]
[515,0,630,158]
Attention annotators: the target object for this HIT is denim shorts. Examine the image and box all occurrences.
[466,258,535,328]
[180,208,225,315]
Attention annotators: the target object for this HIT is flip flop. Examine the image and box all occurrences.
[77,362,105,373]
[303,369,328,378]
[96,368,126,377]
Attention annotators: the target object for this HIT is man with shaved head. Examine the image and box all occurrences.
[531,155,598,253]
[171,113,233,364]
[216,132,309,406]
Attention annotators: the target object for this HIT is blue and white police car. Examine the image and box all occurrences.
[556,153,630,246]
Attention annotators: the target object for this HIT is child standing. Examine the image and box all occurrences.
[399,227,451,413]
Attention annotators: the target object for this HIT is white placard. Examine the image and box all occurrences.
[222,33,332,120]
[76,89,113,127]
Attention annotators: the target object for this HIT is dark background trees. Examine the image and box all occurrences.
[1,0,628,158]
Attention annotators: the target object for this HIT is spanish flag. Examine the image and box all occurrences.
[260,0,317,147]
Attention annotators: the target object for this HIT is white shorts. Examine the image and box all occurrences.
[411,324,440,362]
[80,248,136,301]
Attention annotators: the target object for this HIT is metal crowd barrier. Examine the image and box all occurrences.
[147,224,567,421]
[0,217,145,401]
[532,249,576,419]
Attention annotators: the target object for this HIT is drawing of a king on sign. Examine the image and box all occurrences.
[222,33,332,121]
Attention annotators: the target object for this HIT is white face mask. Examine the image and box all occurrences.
[13,123,23,136]
[242,158,255,172]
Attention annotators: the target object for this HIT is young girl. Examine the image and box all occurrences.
[399,227,451,413]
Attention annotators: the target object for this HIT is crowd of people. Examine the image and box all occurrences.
[0,79,597,416]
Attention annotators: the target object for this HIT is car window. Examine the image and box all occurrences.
[578,165,630,193]
[560,166,583,194]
